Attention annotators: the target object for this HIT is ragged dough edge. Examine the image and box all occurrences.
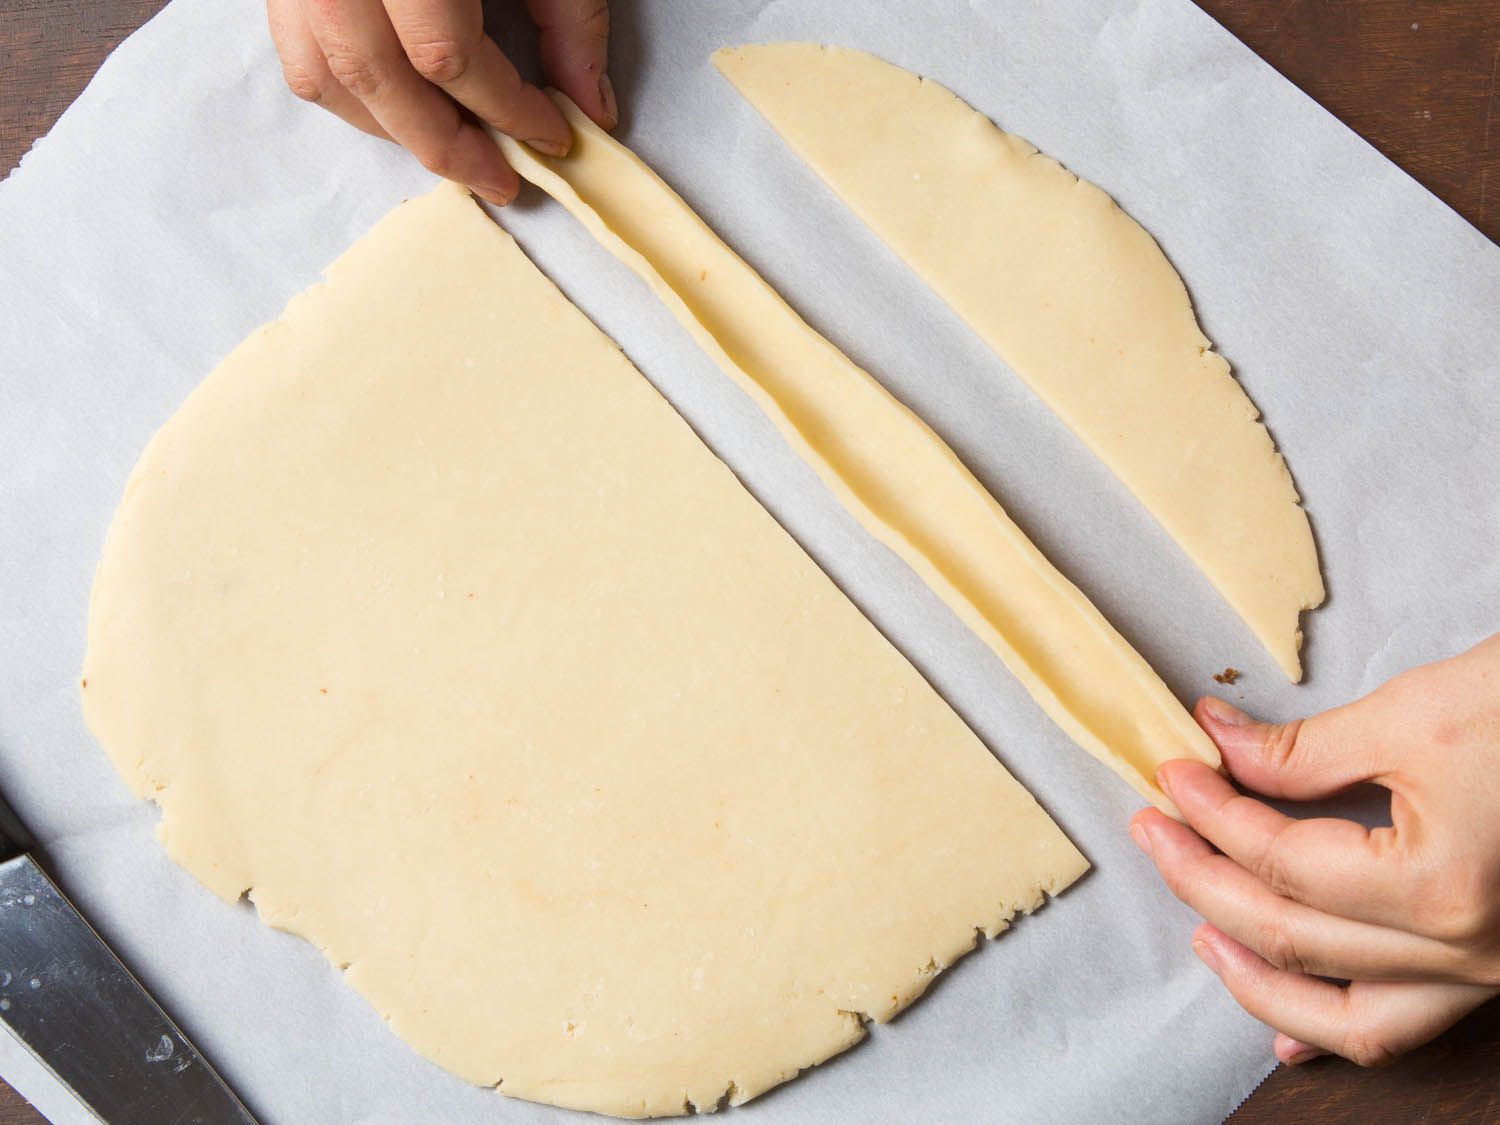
[714,42,1324,681]
[82,183,1089,1118]
[159,804,1077,1118]
[494,101,1218,816]
[80,190,469,805]
[496,879,1074,1118]
[80,189,492,898]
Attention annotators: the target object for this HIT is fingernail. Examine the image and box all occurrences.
[473,183,516,207]
[1202,696,1251,726]
[1191,937,1221,973]
[598,73,618,127]
[526,136,570,158]
[1129,821,1153,856]
[1155,762,1176,798]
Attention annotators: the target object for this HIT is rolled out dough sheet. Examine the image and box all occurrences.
[80,183,1088,1118]
[714,43,1324,681]
[495,99,1220,816]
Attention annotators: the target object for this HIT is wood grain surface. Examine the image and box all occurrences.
[0,1,1496,1122]
[1204,0,1500,246]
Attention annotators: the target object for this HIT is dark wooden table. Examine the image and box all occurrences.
[1,2,1497,1122]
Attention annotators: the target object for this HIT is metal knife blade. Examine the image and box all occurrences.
[0,796,257,1125]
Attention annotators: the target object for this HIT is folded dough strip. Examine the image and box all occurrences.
[492,99,1219,814]
[714,43,1324,682]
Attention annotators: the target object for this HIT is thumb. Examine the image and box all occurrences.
[1193,695,1390,801]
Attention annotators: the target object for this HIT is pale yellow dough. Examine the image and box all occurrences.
[81,184,1087,1118]
[714,43,1324,681]
[495,99,1220,815]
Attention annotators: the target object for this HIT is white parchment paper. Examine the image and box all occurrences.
[2,1,1498,1121]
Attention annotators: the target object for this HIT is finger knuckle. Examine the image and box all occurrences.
[1262,718,1306,772]
[281,61,327,104]
[539,0,609,38]
[410,131,464,177]
[1411,862,1494,943]
[1255,921,1308,975]
[1344,1027,1399,1068]
[324,49,385,99]
[414,145,457,177]
[580,1,610,37]
[407,38,471,85]
[1256,827,1300,900]
[1428,897,1492,944]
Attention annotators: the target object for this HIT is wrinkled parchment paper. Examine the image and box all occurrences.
[2,1,1498,1121]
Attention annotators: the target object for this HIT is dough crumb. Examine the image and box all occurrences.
[1212,667,1240,685]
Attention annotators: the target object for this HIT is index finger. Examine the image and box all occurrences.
[1157,758,1413,928]
[308,0,519,203]
[385,0,573,153]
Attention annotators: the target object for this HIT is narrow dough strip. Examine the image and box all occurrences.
[714,42,1324,681]
[493,99,1220,815]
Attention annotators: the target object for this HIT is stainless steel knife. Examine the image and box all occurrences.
[0,789,258,1124]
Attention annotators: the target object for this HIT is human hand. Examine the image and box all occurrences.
[267,0,615,205]
[1131,634,1500,1067]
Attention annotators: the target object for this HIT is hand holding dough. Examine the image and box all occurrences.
[1135,636,1500,1069]
[265,0,617,205]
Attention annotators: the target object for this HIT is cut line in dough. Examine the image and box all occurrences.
[81,183,1086,1118]
[715,42,1324,681]
[494,98,1220,816]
